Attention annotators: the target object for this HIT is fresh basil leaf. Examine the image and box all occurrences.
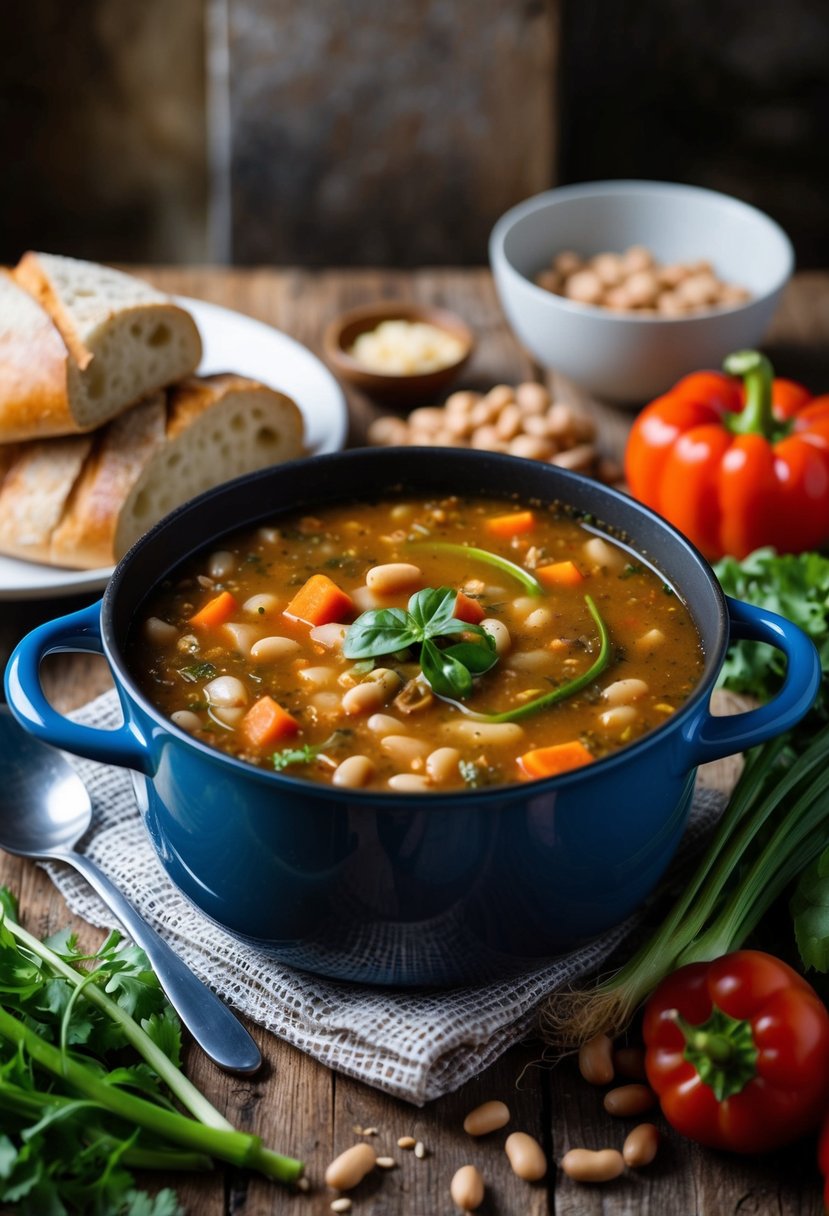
[421,638,473,699]
[443,639,499,675]
[343,608,419,658]
[407,587,457,635]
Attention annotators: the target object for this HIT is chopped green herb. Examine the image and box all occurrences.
[620,563,644,579]
[459,760,480,788]
[178,662,217,683]
[272,731,352,772]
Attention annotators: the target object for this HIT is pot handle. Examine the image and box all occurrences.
[684,595,821,767]
[4,601,153,774]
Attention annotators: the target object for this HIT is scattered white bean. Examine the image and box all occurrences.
[599,705,638,730]
[583,535,627,571]
[450,1164,485,1211]
[351,585,381,613]
[387,773,433,793]
[505,1131,547,1181]
[324,1143,376,1190]
[309,691,342,719]
[330,1199,352,1214]
[332,755,375,788]
[366,563,423,596]
[367,713,406,735]
[578,1033,615,1085]
[204,675,248,707]
[561,1147,625,1182]
[523,606,553,631]
[445,721,525,746]
[426,746,461,784]
[481,617,511,655]
[243,593,280,617]
[222,622,265,656]
[511,595,539,618]
[602,678,649,705]
[143,616,178,645]
[210,706,246,727]
[381,735,431,768]
[310,622,349,649]
[342,670,400,715]
[636,628,666,653]
[506,649,553,673]
[207,550,236,579]
[297,666,337,689]
[171,710,202,733]
[463,1100,510,1136]
[250,636,302,662]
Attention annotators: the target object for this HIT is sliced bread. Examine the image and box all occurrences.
[2,252,202,440]
[0,374,304,569]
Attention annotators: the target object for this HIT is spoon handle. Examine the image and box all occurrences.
[67,852,262,1075]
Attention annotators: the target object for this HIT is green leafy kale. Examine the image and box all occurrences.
[714,547,829,717]
[791,846,829,973]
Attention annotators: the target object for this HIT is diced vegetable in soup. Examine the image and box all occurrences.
[129,496,704,792]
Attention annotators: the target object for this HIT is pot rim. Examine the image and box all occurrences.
[102,447,728,805]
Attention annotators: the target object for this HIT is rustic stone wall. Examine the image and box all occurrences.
[0,0,827,266]
[226,0,558,265]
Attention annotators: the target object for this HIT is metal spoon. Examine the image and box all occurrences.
[0,705,261,1074]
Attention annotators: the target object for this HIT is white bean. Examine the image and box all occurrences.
[309,691,342,719]
[583,535,627,571]
[387,773,433,793]
[351,585,381,613]
[250,636,302,662]
[506,649,553,672]
[511,596,539,619]
[243,593,280,617]
[426,747,461,784]
[298,666,337,689]
[222,622,264,655]
[481,617,511,655]
[332,755,375,788]
[210,706,246,727]
[143,616,178,645]
[381,735,431,768]
[204,675,248,707]
[324,1143,376,1190]
[602,678,649,705]
[450,1164,485,1211]
[523,606,553,631]
[599,705,638,730]
[366,563,423,596]
[367,713,406,735]
[445,721,525,746]
[636,628,665,653]
[310,622,348,649]
[207,550,236,579]
[171,710,202,733]
[342,670,400,716]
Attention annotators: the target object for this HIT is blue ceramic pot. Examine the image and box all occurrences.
[5,449,820,986]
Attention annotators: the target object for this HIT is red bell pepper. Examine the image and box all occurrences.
[625,350,829,560]
[643,950,829,1154]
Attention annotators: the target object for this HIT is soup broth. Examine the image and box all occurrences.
[129,495,704,792]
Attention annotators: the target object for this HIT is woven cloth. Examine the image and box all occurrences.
[43,690,725,1106]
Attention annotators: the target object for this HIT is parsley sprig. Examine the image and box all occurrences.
[343,587,498,700]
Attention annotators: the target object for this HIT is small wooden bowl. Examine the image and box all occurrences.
[323,301,474,407]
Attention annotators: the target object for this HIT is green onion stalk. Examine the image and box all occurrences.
[540,724,829,1048]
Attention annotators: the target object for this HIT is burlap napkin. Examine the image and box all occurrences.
[43,690,724,1106]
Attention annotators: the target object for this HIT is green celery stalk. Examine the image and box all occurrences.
[0,1007,302,1185]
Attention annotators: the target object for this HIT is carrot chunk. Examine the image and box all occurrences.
[454,590,487,625]
[189,590,238,630]
[517,740,594,780]
[536,560,585,588]
[485,510,536,538]
[241,695,299,748]
[283,573,353,627]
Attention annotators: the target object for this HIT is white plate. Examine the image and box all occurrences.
[0,296,348,601]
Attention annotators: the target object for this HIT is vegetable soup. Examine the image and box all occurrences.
[129,495,704,792]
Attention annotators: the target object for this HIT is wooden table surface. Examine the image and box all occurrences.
[1,267,827,1215]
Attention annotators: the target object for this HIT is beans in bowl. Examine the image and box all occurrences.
[129,496,704,792]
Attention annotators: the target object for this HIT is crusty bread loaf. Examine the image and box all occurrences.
[0,252,202,441]
[0,374,304,569]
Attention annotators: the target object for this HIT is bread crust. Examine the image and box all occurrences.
[0,374,305,570]
[0,271,75,441]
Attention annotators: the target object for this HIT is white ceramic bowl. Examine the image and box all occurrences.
[489,180,794,402]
